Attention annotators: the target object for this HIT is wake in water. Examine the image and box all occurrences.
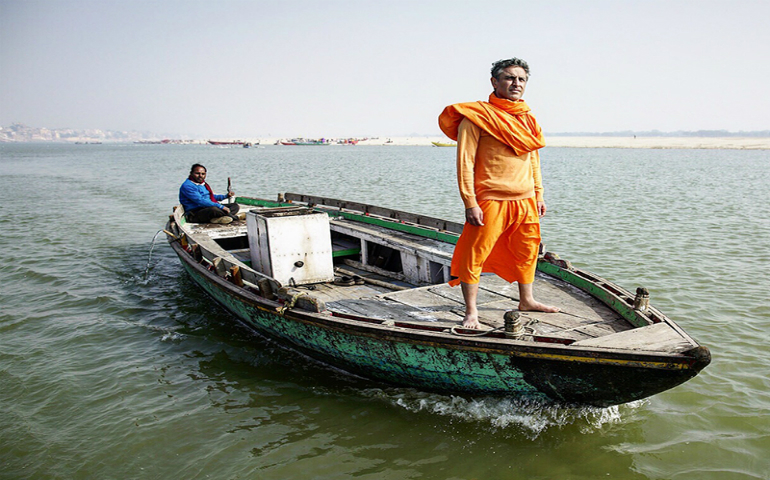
[360,387,645,439]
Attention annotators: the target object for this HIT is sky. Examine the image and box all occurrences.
[1,0,769,138]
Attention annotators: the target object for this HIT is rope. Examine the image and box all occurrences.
[450,325,506,337]
[278,292,304,315]
[449,313,539,338]
[449,324,539,337]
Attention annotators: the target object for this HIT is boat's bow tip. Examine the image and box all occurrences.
[685,345,712,372]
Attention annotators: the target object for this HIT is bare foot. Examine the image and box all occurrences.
[518,300,560,313]
[462,314,482,329]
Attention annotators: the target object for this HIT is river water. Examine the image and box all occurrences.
[1,143,768,479]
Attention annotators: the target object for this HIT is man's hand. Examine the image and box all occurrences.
[227,191,235,198]
[537,201,547,217]
[465,206,484,226]
[222,206,231,214]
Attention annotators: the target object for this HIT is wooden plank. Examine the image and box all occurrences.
[400,310,463,325]
[478,275,520,301]
[305,282,390,304]
[427,283,509,306]
[326,298,464,326]
[326,298,422,320]
[380,287,463,310]
[570,322,692,352]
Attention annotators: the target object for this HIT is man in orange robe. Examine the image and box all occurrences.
[438,57,559,329]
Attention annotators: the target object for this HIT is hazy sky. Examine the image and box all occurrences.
[1,0,768,137]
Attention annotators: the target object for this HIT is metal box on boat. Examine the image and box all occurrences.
[246,208,334,286]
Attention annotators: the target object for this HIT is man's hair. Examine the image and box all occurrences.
[491,58,530,79]
[190,163,207,174]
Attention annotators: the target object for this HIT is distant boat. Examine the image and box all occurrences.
[208,140,246,146]
[280,138,329,146]
[432,141,457,147]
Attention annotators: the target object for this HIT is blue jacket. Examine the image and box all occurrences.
[179,178,227,212]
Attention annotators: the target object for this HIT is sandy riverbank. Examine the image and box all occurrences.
[169,136,770,149]
[543,136,770,150]
[278,136,770,149]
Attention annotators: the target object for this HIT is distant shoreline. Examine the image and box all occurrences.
[543,136,770,150]
[351,136,770,149]
[2,136,769,150]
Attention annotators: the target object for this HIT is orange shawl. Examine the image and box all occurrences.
[438,94,545,155]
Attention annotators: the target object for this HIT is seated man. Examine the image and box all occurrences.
[179,163,240,224]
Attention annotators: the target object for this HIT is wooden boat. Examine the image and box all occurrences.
[165,193,710,406]
[432,141,457,147]
[208,140,246,146]
[280,138,328,146]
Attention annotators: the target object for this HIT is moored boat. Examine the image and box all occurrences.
[165,193,710,406]
[432,141,457,147]
[280,138,329,146]
[208,140,246,146]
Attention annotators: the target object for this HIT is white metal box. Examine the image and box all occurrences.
[246,207,334,286]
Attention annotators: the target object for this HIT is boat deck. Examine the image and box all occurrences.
[323,271,634,342]
[185,205,636,342]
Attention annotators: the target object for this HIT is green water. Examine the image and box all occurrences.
[1,143,768,479]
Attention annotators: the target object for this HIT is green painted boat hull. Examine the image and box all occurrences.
[173,242,707,406]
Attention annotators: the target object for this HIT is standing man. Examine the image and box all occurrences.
[179,163,240,224]
[438,57,559,329]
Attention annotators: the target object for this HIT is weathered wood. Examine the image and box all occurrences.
[212,257,227,277]
[326,298,420,320]
[257,278,275,300]
[335,266,408,291]
[190,244,202,262]
[427,282,510,306]
[229,265,243,287]
[341,259,414,287]
[380,286,464,310]
[303,281,390,304]
[327,297,464,326]
[276,287,326,313]
[571,322,692,352]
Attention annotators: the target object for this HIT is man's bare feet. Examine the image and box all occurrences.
[517,283,560,313]
[462,314,482,329]
[518,300,560,313]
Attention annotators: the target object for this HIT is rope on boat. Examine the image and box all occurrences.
[449,312,539,338]
[449,324,539,337]
[277,292,304,315]
[450,325,505,337]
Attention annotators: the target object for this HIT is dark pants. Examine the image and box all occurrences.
[185,203,240,223]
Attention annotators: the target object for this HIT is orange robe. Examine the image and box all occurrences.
[438,94,546,286]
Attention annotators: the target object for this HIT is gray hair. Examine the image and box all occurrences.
[491,58,530,79]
